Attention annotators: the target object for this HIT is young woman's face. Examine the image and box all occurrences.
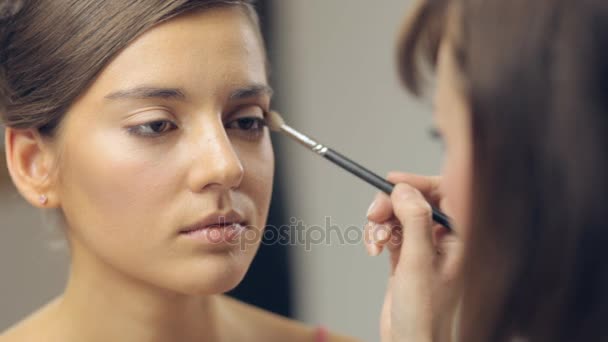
[433,41,472,235]
[53,7,274,294]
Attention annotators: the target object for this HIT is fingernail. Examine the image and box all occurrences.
[366,200,377,217]
[369,243,381,257]
[366,244,373,256]
[374,225,390,243]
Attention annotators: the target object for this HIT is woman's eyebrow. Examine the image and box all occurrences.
[229,84,274,100]
[104,84,273,102]
[105,86,186,101]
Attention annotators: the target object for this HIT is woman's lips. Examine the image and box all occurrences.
[179,211,249,245]
[180,222,245,235]
[180,222,247,243]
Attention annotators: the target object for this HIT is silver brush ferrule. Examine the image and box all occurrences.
[281,125,328,155]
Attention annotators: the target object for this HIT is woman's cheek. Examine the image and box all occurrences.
[446,154,472,232]
[60,129,176,241]
[235,137,274,219]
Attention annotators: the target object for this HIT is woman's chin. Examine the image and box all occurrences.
[163,254,253,295]
[184,271,246,296]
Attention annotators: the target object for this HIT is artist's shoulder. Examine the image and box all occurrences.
[219,295,360,342]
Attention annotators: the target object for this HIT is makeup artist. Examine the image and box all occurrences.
[364,0,608,341]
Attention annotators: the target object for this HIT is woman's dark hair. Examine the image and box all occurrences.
[0,0,259,135]
[399,0,608,341]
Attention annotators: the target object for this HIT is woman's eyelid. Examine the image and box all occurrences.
[124,106,179,124]
[222,108,265,128]
[227,102,268,118]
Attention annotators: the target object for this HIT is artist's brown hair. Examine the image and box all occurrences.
[399,0,608,341]
[0,0,260,135]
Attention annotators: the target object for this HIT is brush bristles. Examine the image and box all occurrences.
[266,111,286,132]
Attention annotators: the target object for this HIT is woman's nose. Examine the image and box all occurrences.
[186,121,245,192]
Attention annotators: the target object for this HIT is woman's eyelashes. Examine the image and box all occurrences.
[429,126,446,150]
[223,105,268,140]
[225,117,265,130]
[127,119,178,138]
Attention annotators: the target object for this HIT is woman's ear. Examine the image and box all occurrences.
[5,127,59,208]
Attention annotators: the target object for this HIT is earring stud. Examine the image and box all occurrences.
[38,194,48,205]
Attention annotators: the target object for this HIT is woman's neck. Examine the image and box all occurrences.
[55,242,225,342]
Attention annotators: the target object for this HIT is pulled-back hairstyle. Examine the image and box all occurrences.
[399,0,608,341]
[0,0,259,135]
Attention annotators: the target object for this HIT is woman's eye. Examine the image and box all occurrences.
[128,120,178,137]
[225,116,267,141]
[429,127,446,150]
[429,127,442,140]
[225,117,266,131]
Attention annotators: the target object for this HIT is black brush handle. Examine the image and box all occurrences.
[322,148,452,230]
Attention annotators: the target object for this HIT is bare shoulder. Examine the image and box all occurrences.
[0,299,60,342]
[219,296,360,342]
[1,317,39,342]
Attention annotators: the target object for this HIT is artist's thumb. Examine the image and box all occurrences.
[391,183,436,272]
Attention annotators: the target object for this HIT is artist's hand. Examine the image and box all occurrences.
[365,172,464,342]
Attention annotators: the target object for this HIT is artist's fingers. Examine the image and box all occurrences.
[367,173,442,223]
[366,191,400,256]
[366,174,442,257]
[387,172,442,203]
[391,183,436,269]
[367,192,394,223]
[384,225,403,272]
[365,219,399,257]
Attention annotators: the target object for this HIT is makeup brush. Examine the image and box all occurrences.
[266,111,452,230]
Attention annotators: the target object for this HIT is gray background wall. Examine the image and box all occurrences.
[0,1,440,340]
[0,157,69,330]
